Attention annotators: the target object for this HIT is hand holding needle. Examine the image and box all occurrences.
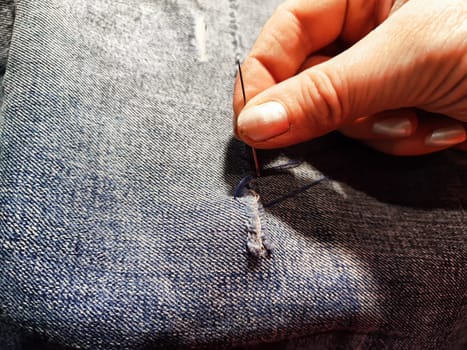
[236,60,261,177]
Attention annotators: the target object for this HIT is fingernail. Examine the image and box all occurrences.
[425,126,466,146]
[237,101,289,141]
[372,117,412,137]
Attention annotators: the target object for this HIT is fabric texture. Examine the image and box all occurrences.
[0,0,466,349]
[0,0,14,73]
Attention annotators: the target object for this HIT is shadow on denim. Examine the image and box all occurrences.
[223,133,467,348]
[224,133,467,210]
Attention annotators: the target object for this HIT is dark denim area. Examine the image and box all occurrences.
[0,0,466,349]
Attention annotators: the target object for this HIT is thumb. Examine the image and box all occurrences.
[236,2,435,149]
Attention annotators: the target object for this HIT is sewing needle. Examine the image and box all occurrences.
[237,60,261,177]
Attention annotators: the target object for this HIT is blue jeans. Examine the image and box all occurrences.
[1,0,465,349]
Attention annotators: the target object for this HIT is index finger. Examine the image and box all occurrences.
[233,0,347,116]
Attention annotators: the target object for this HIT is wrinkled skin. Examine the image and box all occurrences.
[233,0,467,155]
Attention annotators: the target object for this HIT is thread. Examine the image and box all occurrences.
[233,171,328,208]
[234,175,254,198]
[261,160,303,175]
[263,177,327,208]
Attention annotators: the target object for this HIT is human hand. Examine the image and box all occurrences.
[233,0,467,155]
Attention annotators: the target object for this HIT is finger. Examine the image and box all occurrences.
[298,55,332,73]
[340,109,418,140]
[233,0,348,117]
[233,0,395,117]
[454,123,467,151]
[363,118,466,156]
[305,57,420,141]
[235,0,443,149]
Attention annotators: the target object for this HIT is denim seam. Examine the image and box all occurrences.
[228,0,241,61]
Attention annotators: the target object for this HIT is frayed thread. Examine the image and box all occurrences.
[241,189,272,258]
[235,176,272,258]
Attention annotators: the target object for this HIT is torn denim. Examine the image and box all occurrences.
[0,0,466,349]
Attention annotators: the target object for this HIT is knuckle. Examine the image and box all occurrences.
[299,69,346,133]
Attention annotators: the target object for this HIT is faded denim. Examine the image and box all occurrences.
[0,0,466,349]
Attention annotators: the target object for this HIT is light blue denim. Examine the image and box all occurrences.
[0,0,466,349]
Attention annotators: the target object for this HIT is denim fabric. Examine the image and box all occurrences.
[0,1,14,72]
[0,0,466,349]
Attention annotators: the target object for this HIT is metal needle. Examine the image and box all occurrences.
[237,60,261,177]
